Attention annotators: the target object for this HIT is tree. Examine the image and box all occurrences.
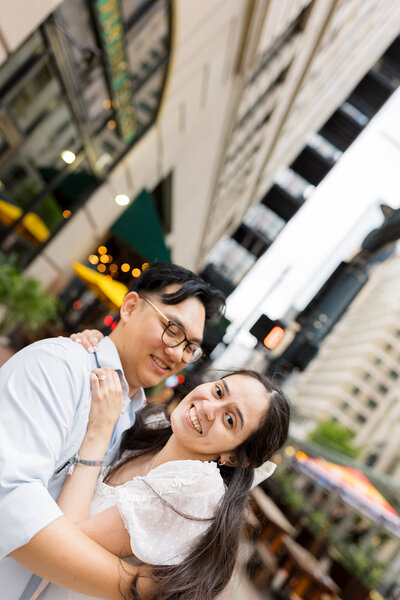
[308,420,361,459]
[0,254,61,335]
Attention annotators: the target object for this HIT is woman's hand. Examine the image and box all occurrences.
[88,368,125,436]
[70,329,104,353]
[57,368,124,523]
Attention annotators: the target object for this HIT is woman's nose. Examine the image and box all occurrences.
[203,400,217,421]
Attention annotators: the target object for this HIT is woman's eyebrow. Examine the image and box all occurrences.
[222,379,244,429]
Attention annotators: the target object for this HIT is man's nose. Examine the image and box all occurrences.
[163,343,185,364]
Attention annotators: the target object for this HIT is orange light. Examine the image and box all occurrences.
[263,326,285,350]
[131,268,141,277]
[296,451,308,462]
[98,245,107,255]
[89,254,99,265]
[100,254,109,263]
[107,119,116,130]
[142,262,150,270]
[73,300,82,310]
[109,264,118,273]
[177,374,185,384]
[63,209,71,219]
[121,263,130,272]
[103,99,111,110]
[97,263,106,273]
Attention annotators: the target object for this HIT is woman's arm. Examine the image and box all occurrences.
[57,368,124,522]
[78,506,132,557]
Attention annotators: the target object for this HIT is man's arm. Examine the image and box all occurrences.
[0,339,90,557]
[10,517,134,600]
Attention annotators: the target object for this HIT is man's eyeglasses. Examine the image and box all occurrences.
[140,296,203,364]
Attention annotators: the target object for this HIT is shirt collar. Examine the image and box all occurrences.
[94,336,145,412]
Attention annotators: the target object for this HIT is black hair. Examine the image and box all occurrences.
[129,262,225,322]
[113,369,290,600]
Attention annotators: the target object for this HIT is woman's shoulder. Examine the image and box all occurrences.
[116,459,224,500]
[147,459,222,490]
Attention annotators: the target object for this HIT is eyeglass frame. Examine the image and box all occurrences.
[139,295,203,363]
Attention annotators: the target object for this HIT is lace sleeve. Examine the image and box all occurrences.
[115,460,225,565]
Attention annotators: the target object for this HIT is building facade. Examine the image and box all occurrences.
[1,0,400,330]
[288,255,400,481]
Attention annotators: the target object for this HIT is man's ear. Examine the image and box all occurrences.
[120,292,141,323]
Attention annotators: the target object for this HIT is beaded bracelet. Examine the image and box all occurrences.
[67,454,104,476]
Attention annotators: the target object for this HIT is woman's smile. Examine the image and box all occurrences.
[186,405,203,434]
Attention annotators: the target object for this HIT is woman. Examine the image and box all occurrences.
[40,366,290,600]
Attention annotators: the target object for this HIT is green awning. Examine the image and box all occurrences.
[111,189,171,262]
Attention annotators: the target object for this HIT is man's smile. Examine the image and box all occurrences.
[151,355,171,371]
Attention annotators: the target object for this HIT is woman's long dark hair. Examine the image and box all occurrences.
[113,369,290,600]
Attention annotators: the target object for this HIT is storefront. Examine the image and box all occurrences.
[0,0,172,270]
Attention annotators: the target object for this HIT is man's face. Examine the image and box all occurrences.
[112,284,206,394]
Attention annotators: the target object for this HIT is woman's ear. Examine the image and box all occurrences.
[120,292,140,322]
[219,454,250,468]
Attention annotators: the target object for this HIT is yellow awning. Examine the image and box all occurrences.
[0,198,50,244]
[72,262,128,311]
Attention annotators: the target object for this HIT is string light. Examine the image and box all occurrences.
[142,263,150,270]
[63,210,71,219]
[115,194,130,206]
[89,255,99,265]
[131,268,141,277]
[98,246,107,255]
[100,255,109,263]
[107,120,116,130]
[121,263,130,272]
[104,315,114,327]
[109,264,118,273]
[61,150,76,164]
[98,264,106,273]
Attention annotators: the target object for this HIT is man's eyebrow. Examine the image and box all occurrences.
[165,312,203,344]
[222,379,244,430]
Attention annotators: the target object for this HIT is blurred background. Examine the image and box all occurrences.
[0,1,400,598]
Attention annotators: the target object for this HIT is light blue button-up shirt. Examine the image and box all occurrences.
[0,336,145,597]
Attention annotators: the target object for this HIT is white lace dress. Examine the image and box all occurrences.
[39,460,225,600]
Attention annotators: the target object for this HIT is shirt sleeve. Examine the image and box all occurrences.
[0,339,89,557]
[115,461,225,565]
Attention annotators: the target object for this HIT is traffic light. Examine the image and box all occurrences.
[249,314,285,350]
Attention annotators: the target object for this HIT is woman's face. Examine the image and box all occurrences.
[169,374,269,463]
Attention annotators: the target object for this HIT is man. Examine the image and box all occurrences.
[0,262,225,599]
